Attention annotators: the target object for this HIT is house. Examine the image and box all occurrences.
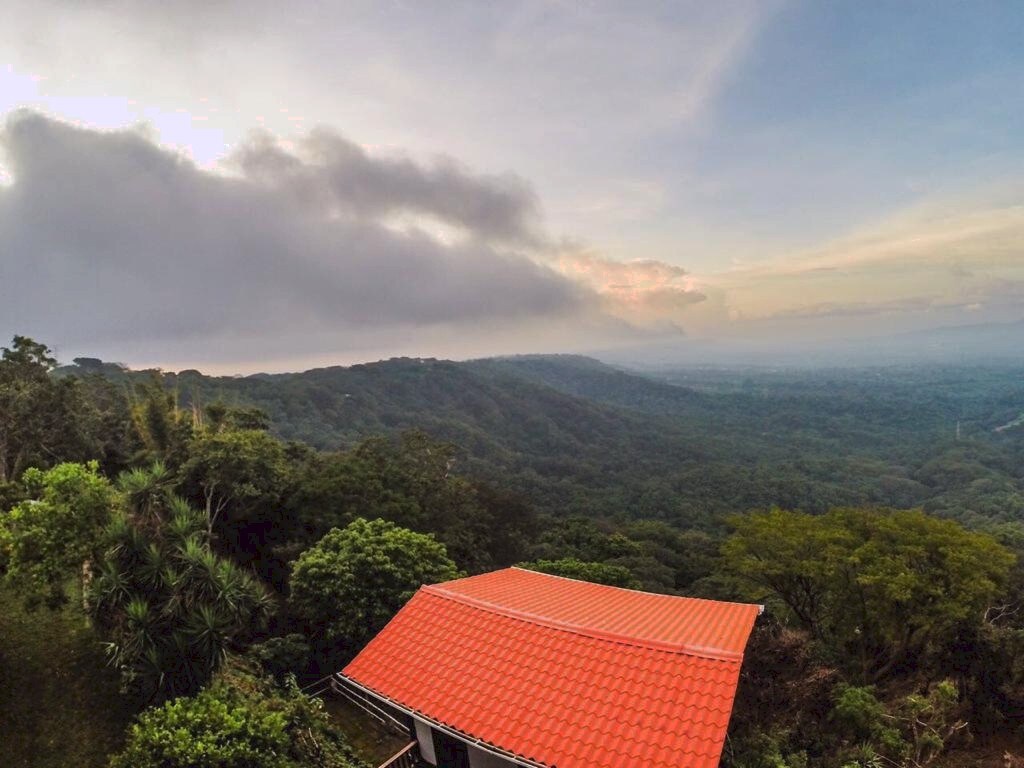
[337,567,761,768]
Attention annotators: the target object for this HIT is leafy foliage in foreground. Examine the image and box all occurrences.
[830,681,968,768]
[109,661,369,768]
[721,508,1022,767]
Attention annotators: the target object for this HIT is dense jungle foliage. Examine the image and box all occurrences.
[3,335,1024,767]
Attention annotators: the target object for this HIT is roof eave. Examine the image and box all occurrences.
[337,673,550,768]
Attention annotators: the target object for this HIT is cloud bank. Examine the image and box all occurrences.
[6,110,1016,370]
[0,112,590,361]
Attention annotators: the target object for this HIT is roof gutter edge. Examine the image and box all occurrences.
[337,673,551,768]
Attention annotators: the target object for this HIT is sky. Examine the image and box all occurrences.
[1,1,1022,372]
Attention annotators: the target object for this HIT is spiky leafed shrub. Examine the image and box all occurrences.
[90,481,270,701]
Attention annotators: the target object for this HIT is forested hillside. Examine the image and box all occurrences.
[61,353,1024,532]
[4,336,1024,767]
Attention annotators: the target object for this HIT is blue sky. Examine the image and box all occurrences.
[0,1,1021,370]
[693,1,1024,252]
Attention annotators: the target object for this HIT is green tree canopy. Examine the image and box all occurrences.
[722,507,1015,680]
[0,336,96,482]
[518,558,640,588]
[0,461,118,608]
[179,428,290,538]
[530,515,643,562]
[288,517,460,659]
[525,516,691,593]
[108,661,369,768]
[287,432,536,573]
[111,687,291,768]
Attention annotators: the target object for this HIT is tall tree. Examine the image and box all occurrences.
[289,517,460,660]
[723,507,1015,680]
[0,336,93,482]
[128,374,194,466]
[179,428,289,539]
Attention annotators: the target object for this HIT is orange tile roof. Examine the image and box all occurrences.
[342,567,760,768]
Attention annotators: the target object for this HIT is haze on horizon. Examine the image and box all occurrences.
[1,1,1022,374]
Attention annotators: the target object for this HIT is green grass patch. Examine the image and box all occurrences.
[0,584,136,768]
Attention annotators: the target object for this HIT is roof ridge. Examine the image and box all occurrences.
[422,583,746,662]
[507,566,763,610]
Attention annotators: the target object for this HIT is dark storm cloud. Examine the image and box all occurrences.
[0,111,582,348]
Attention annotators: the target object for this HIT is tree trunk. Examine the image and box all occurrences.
[81,559,93,626]
[205,485,216,539]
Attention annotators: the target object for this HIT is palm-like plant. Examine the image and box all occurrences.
[89,559,133,618]
[104,512,150,571]
[185,603,233,676]
[91,490,269,702]
[213,560,272,628]
[117,598,160,673]
[117,462,171,522]
[165,496,204,544]
[137,543,167,591]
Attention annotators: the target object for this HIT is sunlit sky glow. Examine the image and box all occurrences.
[1,1,1022,372]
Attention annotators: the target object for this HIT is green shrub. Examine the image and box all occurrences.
[110,662,369,768]
[110,686,291,768]
[249,634,312,682]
